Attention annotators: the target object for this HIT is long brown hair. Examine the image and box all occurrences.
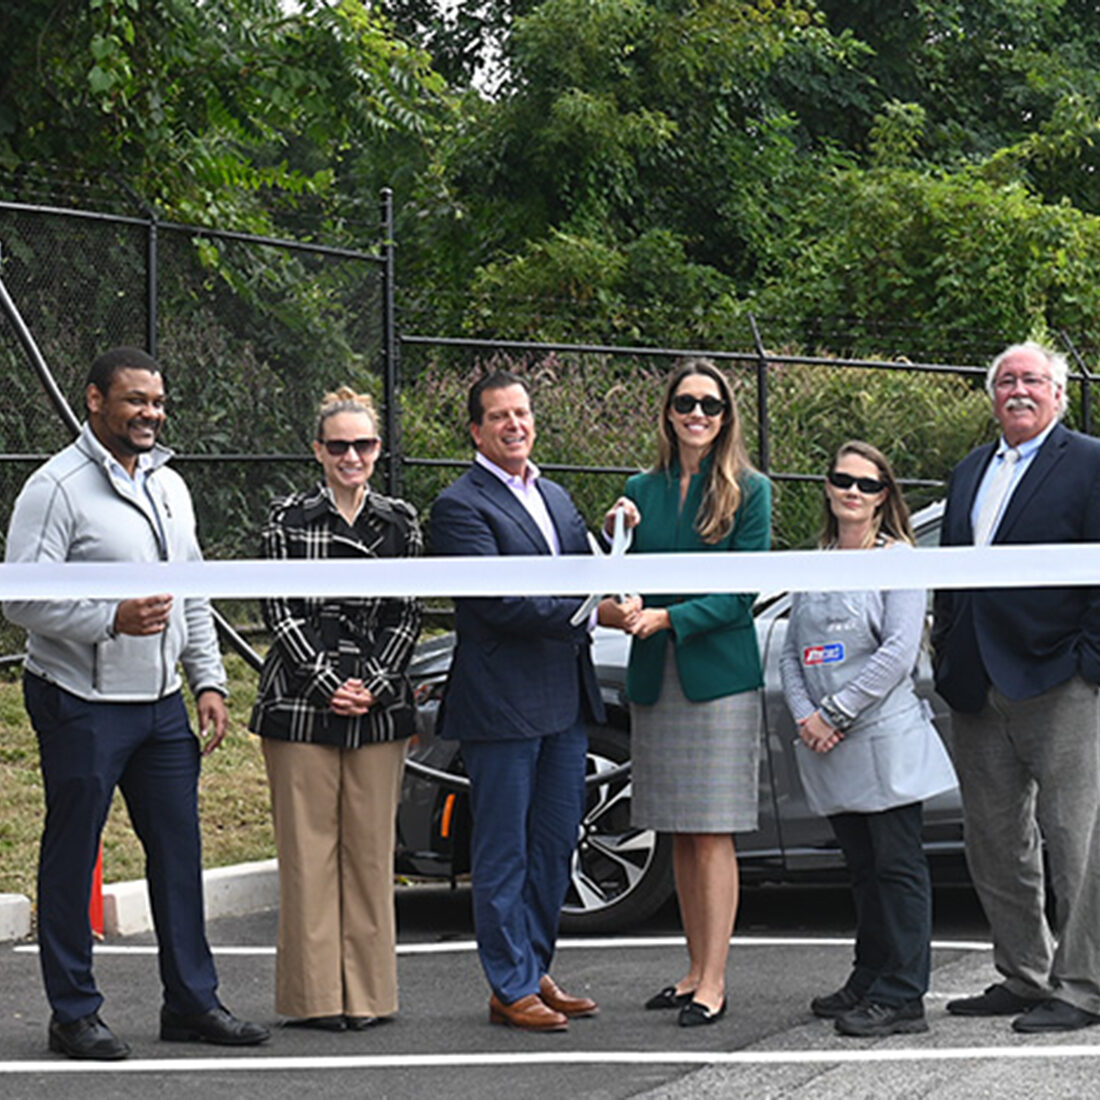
[655,358,756,544]
[820,440,914,548]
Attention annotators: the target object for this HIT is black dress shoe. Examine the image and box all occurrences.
[678,998,727,1027]
[284,1015,346,1032]
[645,985,694,1010]
[160,1005,271,1045]
[810,986,864,1019]
[345,1016,382,1031]
[48,1013,130,1061]
[1012,999,1100,1033]
[947,983,1035,1016]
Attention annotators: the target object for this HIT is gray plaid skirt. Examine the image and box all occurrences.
[630,649,761,833]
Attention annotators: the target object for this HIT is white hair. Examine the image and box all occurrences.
[985,341,1069,417]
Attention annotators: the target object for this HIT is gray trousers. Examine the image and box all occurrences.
[952,675,1100,1014]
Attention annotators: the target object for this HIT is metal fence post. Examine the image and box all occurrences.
[380,187,400,496]
[748,313,771,474]
[1061,329,1092,436]
[146,210,158,358]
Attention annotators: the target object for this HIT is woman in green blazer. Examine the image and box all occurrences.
[607,358,771,1027]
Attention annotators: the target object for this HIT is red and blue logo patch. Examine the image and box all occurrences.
[803,642,845,666]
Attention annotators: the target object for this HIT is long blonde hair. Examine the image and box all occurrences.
[655,358,756,544]
[820,440,914,549]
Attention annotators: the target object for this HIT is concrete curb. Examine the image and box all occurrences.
[0,894,31,942]
[0,859,280,942]
[103,858,280,936]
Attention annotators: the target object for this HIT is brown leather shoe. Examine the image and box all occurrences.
[539,975,599,1018]
[488,994,568,1031]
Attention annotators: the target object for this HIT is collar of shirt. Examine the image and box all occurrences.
[995,417,1057,463]
[106,450,155,496]
[475,451,561,555]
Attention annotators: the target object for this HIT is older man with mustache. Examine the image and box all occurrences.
[932,342,1100,1033]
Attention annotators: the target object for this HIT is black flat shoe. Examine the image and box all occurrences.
[645,985,694,1011]
[344,1016,383,1031]
[284,1015,347,1032]
[679,998,727,1028]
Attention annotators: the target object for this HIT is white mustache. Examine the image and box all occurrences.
[1004,396,1037,412]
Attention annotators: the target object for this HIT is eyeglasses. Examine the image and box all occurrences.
[827,470,887,494]
[671,394,727,417]
[993,373,1054,392]
[320,437,381,457]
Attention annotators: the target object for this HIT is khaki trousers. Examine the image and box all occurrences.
[262,736,406,1018]
[952,676,1100,1014]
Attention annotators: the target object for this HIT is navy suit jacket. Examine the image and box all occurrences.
[932,422,1100,713]
[430,463,605,741]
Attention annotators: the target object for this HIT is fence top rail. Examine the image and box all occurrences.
[155,219,384,263]
[0,199,383,263]
[0,198,149,229]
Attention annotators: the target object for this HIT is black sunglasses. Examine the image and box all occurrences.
[320,437,381,457]
[827,470,887,494]
[671,394,727,417]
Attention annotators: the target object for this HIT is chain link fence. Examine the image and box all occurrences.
[0,202,387,565]
[5,194,1100,606]
[0,197,389,654]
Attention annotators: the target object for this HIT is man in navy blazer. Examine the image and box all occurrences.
[430,370,634,1031]
[933,342,1100,1033]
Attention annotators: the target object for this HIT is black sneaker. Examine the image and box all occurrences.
[810,986,863,1019]
[835,1000,928,1037]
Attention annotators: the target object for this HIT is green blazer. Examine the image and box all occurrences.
[623,460,771,705]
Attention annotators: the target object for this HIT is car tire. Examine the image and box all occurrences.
[559,725,675,934]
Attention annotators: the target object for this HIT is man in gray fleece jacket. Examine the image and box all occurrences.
[4,347,269,1060]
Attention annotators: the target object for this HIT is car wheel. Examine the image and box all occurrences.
[559,725,675,934]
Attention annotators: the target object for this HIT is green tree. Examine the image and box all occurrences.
[398,1,870,341]
[0,0,447,232]
[756,158,1100,361]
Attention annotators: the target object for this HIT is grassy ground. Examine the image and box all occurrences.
[0,652,275,902]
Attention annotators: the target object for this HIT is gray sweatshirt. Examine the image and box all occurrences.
[4,422,227,702]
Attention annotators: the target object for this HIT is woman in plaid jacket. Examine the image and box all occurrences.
[250,386,422,1032]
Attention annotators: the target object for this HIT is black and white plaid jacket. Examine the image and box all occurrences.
[249,483,423,747]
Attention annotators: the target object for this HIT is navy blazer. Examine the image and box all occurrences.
[932,422,1100,713]
[429,463,605,741]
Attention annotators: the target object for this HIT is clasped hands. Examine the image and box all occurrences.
[330,678,375,717]
[798,710,844,754]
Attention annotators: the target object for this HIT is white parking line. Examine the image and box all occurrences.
[10,935,993,957]
[2,1045,1100,1075]
[3,935,1006,1077]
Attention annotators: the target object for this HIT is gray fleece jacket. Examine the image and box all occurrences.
[3,422,227,702]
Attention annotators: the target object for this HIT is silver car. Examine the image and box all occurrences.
[397,501,965,933]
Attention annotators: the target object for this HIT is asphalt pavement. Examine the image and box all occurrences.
[2,884,1099,1099]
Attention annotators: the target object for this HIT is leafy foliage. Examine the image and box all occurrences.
[0,0,447,233]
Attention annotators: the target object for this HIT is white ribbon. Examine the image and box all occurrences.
[0,543,1095,601]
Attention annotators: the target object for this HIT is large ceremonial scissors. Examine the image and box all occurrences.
[570,505,631,627]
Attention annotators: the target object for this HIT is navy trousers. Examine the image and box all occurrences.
[829,801,932,1006]
[461,720,587,1005]
[26,673,219,1023]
